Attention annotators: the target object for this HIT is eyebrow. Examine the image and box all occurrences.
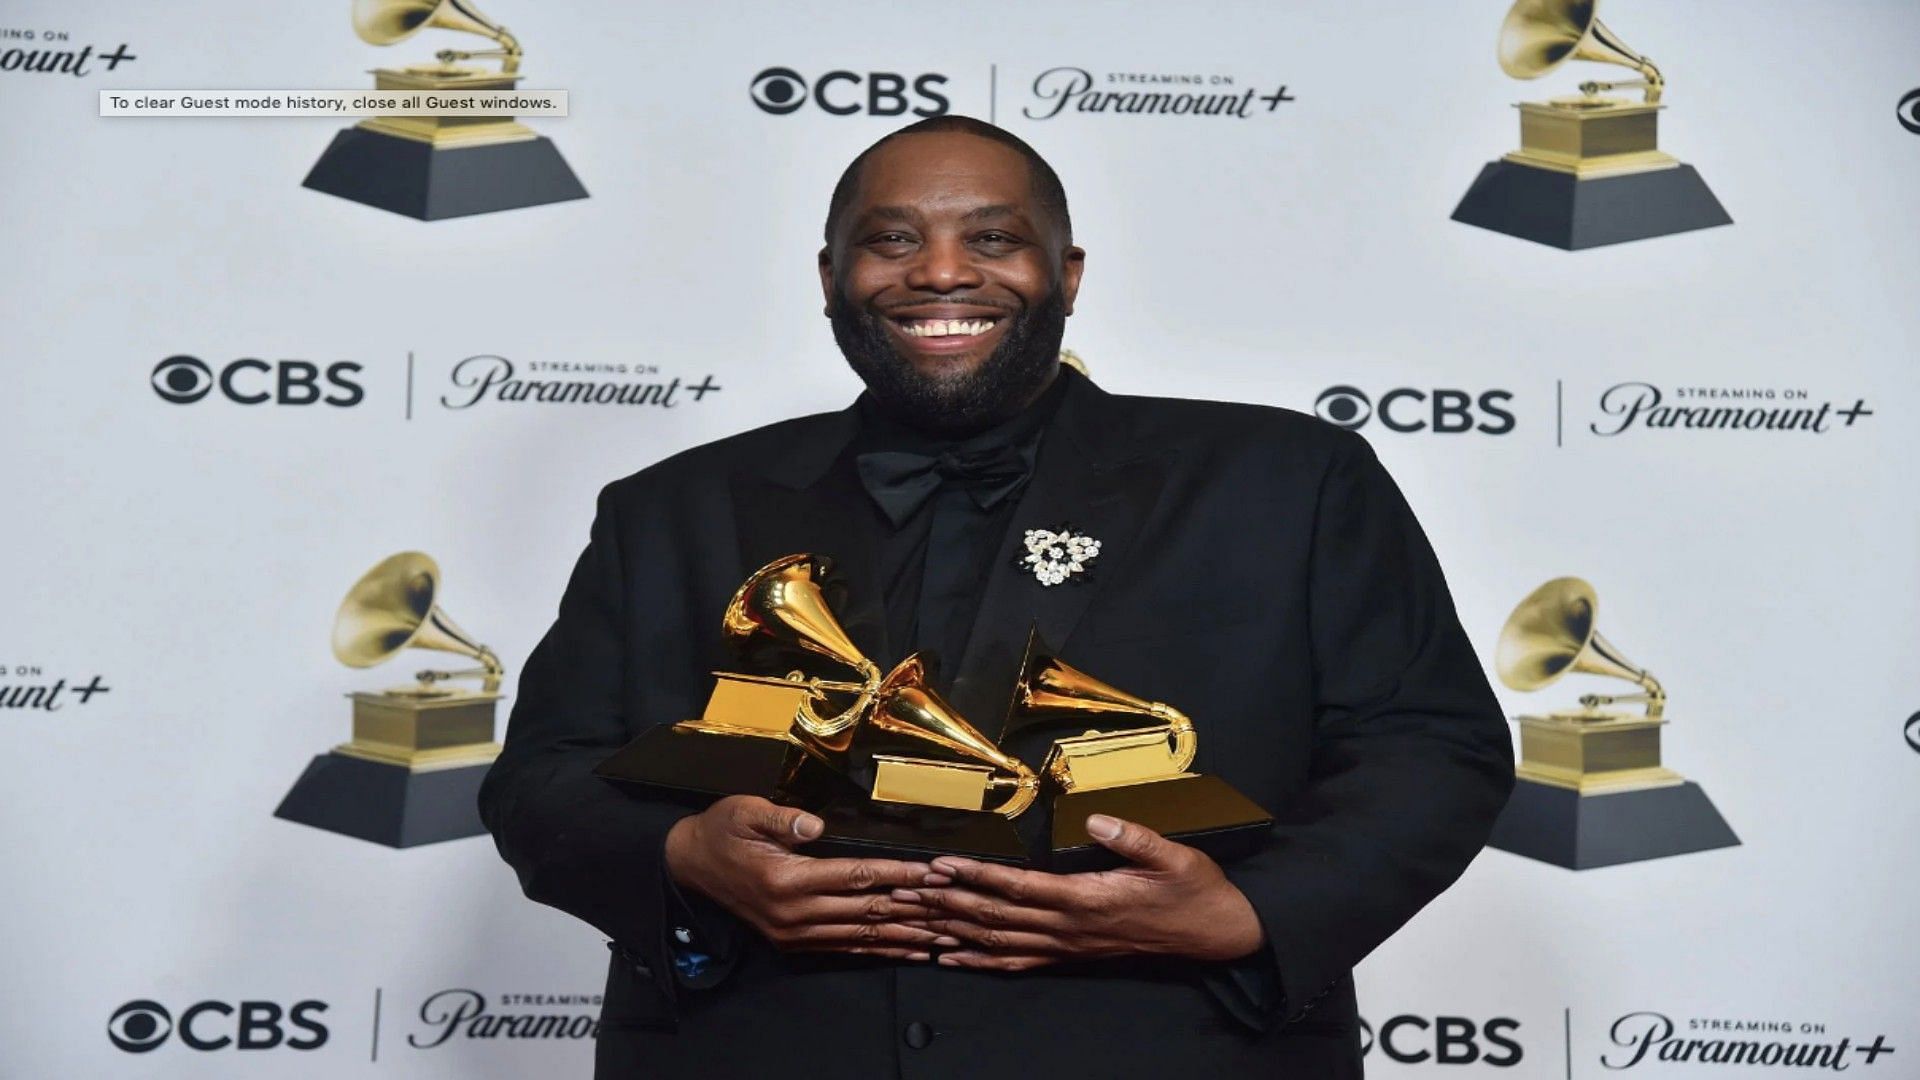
[855,203,1028,227]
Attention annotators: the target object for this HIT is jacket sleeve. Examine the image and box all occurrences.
[1212,430,1514,1028]
[477,481,738,1007]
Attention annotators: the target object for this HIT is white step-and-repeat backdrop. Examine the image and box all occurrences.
[3,1,1916,1076]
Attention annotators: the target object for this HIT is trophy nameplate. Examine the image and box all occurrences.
[275,552,505,848]
[302,0,587,220]
[1485,577,1739,869]
[1450,0,1730,249]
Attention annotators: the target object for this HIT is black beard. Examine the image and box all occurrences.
[830,284,1067,437]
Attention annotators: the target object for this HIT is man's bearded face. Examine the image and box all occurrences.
[820,131,1084,436]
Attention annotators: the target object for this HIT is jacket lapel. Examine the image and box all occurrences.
[945,372,1174,735]
[727,406,893,664]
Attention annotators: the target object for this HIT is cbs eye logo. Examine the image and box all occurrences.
[150,355,364,407]
[108,1000,172,1053]
[1314,385,1516,436]
[750,66,950,117]
[1899,89,1920,135]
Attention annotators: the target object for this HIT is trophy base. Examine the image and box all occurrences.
[1487,777,1740,870]
[1047,775,1274,873]
[594,724,805,806]
[302,127,588,221]
[1451,159,1731,250]
[274,751,491,848]
[800,797,1030,865]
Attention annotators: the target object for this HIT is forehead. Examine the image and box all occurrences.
[848,132,1037,218]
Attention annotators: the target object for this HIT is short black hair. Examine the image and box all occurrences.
[822,115,1072,247]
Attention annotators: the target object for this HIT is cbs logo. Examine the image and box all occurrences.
[1315,386,1516,435]
[750,67,950,117]
[150,355,364,407]
[1360,1015,1523,1066]
[107,999,329,1054]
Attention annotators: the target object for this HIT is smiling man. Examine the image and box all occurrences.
[481,116,1514,1079]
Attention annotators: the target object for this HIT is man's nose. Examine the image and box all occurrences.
[904,234,985,292]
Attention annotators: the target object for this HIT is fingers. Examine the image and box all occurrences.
[1085,814,1187,871]
[838,946,933,962]
[723,796,824,848]
[897,883,1073,934]
[783,891,939,927]
[915,918,1066,955]
[935,950,1060,972]
[924,856,1082,909]
[774,920,947,952]
[780,856,936,895]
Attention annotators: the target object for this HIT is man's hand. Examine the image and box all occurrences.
[664,795,945,960]
[902,813,1264,972]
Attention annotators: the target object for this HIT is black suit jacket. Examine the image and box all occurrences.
[479,369,1514,1079]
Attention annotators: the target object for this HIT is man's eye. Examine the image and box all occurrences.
[867,232,914,246]
[975,232,1022,246]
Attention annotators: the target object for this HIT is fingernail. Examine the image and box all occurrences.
[891,888,920,903]
[908,952,930,962]
[929,857,961,874]
[792,814,824,840]
[1086,814,1121,840]
[937,954,959,966]
[922,873,951,886]
[934,936,961,947]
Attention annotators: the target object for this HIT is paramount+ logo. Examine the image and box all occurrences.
[107,999,328,1054]
[750,66,949,117]
[151,355,364,407]
[1315,386,1516,435]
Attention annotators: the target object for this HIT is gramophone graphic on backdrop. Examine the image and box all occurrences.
[1486,577,1739,869]
[303,0,587,220]
[1451,0,1731,249]
[275,552,504,847]
[595,554,1273,871]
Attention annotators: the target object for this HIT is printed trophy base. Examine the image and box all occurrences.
[594,724,805,807]
[799,797,1030,865]
[1488,777,1740,870]
[1047,775,1274,873]
[274,751,491,848]
[302,126,588,221]
[1451,160,1730,250]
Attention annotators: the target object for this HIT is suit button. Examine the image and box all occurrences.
[902,1021,934,1049]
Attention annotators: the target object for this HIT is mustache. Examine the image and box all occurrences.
[872,295,1021,316]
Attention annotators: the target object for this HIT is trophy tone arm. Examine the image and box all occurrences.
[434,23,523,75]
[413,646,505,694]
[1577,669,1666,719]
[1577,55,1664,105]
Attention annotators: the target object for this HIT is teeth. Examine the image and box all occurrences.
[902,318,995,338]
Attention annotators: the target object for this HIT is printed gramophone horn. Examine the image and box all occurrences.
[331,551,501,692]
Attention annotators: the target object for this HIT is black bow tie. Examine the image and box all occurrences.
[855,442,1037,526]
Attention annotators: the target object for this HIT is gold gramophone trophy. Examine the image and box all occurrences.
[302,0,587,220]
[596,554,1037,862]
[275,551,505,847]
[1485,577,1738,869]
[1451,0,1729,249]
[1001,629,1273,871]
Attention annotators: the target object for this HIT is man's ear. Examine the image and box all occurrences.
[818,246,835,317]
[1060,245,1087,316]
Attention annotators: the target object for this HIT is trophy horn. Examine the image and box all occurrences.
[1496,0,1663,103]
[723,554,883,738]
[864,655,1039,818]
[331,551,502,693]
[1495,576,1665,718]
[351,0,522,72]
[1003,628,1196,772]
